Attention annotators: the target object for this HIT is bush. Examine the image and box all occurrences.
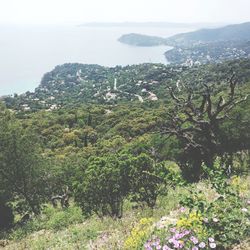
[73,155,130,218]
[179,164,250,249]
[44,206,83,230]
[141,162,249,250]
[129,153,168,208]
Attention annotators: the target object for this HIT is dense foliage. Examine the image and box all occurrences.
[0,59,249,249]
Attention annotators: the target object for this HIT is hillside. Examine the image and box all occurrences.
[4,59,250,112]
[118,22,250,65]
[165,40,250,65]
[118,22,250,47]
[1,58,250,250]
[166,22,250,46]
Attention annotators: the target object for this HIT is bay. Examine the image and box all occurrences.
[0,25,195,95]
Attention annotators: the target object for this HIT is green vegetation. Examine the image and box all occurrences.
[0,59,250,249]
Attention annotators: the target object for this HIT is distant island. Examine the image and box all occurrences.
[118,33,167,47]
[118,22,250,65]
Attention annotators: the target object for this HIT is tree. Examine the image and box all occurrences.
[73,155,130,218]
[0,107,47,215]
[129,153,168,208]
[162,75,248,181]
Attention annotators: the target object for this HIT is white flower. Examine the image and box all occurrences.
[212,218,219,223]
[241,208,248,212]
[209,243,216,248]
[199,242,206,248]
[203,218,209,223]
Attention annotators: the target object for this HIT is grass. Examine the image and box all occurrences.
[0,186,183,250]
[1,176,249,249]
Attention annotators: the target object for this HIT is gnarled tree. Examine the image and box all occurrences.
[162,75,248,181]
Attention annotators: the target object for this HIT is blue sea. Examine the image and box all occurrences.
[0,24,195,95]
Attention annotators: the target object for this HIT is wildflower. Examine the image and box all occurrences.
[173,240,181,249]
[179,240,184,248]
[168,238,174,244]
[152,239,161,247]
[247,200,250,205]
[182,230,190,237]
[209,242,216,248]
[175,232,184,240]
[203,218,209,223]
[170,227,176,233]
[190,236,199,244]
[161,216,168,221]
[208,237,215,242]
[241,208,248,212]
[163,245,172,250]
[192,247,199,250]
[179,207,186,213]
[199,242,206,248]
[212,218,219,223]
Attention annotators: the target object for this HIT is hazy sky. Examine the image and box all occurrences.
[0,0,250,25]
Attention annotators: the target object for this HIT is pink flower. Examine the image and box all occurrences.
[172,239,182,249]
[208,237,215,242]
[190,236,199,244]
[179,207,186,213]
[183,230,190,236]
[247,200,250,205]
[209,242,216,248]
[163,246,172,250]
[192,247,199,250]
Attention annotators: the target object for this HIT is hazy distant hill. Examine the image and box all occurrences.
[119,22,250,47]
[118,22,250,64]
[166,22,250,46]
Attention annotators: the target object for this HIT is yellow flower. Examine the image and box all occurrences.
[176,211,207,238]
[124,218,153,250]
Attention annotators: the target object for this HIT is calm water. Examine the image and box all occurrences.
[0,25,195,95]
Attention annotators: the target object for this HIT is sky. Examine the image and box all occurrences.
[0,0,249,25]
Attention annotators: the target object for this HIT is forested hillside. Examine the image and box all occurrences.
[0,59,250,249]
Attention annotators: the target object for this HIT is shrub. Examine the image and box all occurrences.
[178,164,250,249]
[44,206,83,230]
[73,155,130,218]
[129,153,168,208]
